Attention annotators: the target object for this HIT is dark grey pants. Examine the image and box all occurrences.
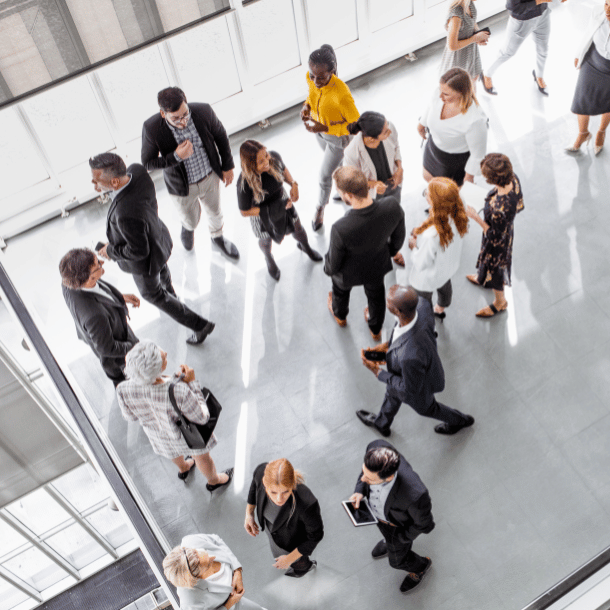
[414,279,453,309]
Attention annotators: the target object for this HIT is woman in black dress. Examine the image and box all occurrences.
[237,140,321,281]
[465,153,524,318]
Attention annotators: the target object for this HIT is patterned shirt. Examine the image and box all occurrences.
[368,475,397,522]
[168,116,212,185]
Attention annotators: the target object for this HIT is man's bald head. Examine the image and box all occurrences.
[333,166,369,199]
[387,285,419,321]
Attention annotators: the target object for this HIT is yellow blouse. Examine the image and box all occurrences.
[305,73,360,137]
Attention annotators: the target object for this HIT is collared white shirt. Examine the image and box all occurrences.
[368,475,397,522]
[593,19,610,60]
[109,174,132,200]
[391,312,418,345]
[81,282,115,302]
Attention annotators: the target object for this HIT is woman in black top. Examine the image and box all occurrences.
[244,459,324,578]
[237,140,322,281]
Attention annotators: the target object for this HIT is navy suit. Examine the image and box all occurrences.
[375,298,469,431]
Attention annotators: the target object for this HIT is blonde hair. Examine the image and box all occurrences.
[262,459,304,524]
[440,67,478,114]
[163,546,207,588]
[240,140,284,204]
[449,0,470,10]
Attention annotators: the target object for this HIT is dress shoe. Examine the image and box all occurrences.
[327,292,347,327]
[372,540,388,559]
[206,467,234,493]
[434,310,446,322]
[312,206,325,232]
[434,415,475,435]
[285,560,317,578]
[181,227,195,251]
[418,557,433,580]
[211,236,239,260]
[364,307,381,341]
[356,410,391,437]
[532,70,548,96]
[177,457,196,482]
[297,242,323,261]
[565,131,592,153]
[264,255,281,281]
[399,558,432,593]
[479,73,497,95]
[186,321,215,345]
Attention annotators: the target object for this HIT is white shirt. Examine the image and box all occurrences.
[593,19,610,60]
[391,312,418,344]
[203,562,232,587]
[81,282,116,302]
[420,91,488,176]
[368,476,397,522]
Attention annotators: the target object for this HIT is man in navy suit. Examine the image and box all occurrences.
[357,284,474,436]
[349,440,434,593]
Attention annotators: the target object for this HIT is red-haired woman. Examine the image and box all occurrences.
[408,177,469,320]
[245,459,324,578]
[465,153,524,317]
[237,140,321,281]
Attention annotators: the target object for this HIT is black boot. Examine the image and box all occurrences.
[293,218,322,261]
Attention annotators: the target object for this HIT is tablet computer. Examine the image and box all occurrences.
[342,498,379,527]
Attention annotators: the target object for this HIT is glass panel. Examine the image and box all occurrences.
[369,0,414,32]
[22,76,115,173]
[0,520,28,558]
[170,17,242,104]
[306,0,358,50]
[0,108,49,206]
[5,490,71,537]
[45,523,106,570]
[96,46,169,142]
[240,0,301,84]
[2,546,68,591]
[0,578,29,610]
[86,508,132,549]
[155,0,230,33]
[50,465,109,513]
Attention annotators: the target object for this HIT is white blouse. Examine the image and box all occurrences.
[593,19,610,60]
[420,90,488,176]
[409,219,465,292]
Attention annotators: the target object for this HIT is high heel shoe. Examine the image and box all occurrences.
[206,467,234,493]
[177,457,196,482]
[312,206,324,232]
[532,70,548,96]
[479,73,497,95]
[595,130,606,156]
[565,131,592,153]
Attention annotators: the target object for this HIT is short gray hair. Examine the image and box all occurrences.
[125,341,163,385]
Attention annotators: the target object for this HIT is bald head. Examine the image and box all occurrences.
[387,285,419,321]
[333,166,369,199]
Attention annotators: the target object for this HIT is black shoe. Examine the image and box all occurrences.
[372,540,388,559]
[434,311,446,323]
[212,236,240,260]
[312,206,324,232]
[181,227,195,251]
[177,457,196,482]
[206,467,234,493]
[479,73,497,95]
[356,410,391,437]
[434,415,475,435]
[532,70,549,96]
[418,557,433,580]
[186,321,215,345]
[297,242,322,262]
[285,560,317,578]
[264,255,281,281]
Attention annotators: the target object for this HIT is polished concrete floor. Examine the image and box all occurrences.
[3,3,610,609]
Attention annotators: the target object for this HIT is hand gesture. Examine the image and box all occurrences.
[231,570,244,595]
[175,140,194,160]
[349,492,364,508]
[244,514,259,537]
[465,204,479,220]
[179,364,195,383]
[361,352,381,376]
[222,169,234,187]
[97,244,110,260]
[474,30,490,45]
[285,200,293,209]
[289,182,299,203]
[417,123,427,140]
[390,166,403,188]
[273,555,294,570]
[123,294,140,308]
[300,104,311,121]
[304,118,329,134]
[374,181,387,195]
[408,235,417,250]
[365,342,389,354]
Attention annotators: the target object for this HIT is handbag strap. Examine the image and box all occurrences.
[168,373,190,427]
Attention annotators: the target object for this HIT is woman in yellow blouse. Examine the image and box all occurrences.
[300,44,360,231]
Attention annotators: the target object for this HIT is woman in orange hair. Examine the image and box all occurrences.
[245,458,323,578]
[408,177,469,320]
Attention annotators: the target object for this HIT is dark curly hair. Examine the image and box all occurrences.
[480,153,514,187]
[157,87,187,113]
[364,446,400,479]
[59,248,96,289]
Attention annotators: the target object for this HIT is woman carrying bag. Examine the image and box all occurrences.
[117,341,233,492]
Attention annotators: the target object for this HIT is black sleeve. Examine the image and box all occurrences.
[247,463,266,505]
[83,313,135,358]
[296,501,324,557]
[405,492,435,539]
[269,150,285,172]
[237,176,254,212]
[388,204,406,257]
[106,218,150,264]
[323,225,346,277]
[207,105,235,172]
[141,122,180,171]
[355,469,369,496]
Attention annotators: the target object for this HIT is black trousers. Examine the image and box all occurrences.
[290,554,314,574]
[331,279,386,334]
[100,356,127,387]
[132,264,207,331]
[377,521,428,573]
[375,390,470,431]
[414,279,453,309]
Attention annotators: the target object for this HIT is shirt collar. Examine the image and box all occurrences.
[392,311,418,342]
[109,174,132,200]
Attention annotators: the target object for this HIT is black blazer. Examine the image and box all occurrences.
[62,279,138,361]
[355,439,435,540]
[377,298,445,411]
[106,163,173,276]
[324,196,405,288]
[506,0,546,20]
[247,462,324,557]
[141,103,235,196]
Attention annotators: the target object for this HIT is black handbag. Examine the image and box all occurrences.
[168,374,222,449]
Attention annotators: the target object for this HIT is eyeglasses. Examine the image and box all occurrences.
[168,109,190,125]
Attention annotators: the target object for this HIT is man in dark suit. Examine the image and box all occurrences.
[141,86,239,257]
[90,152,214,345]
[358,285,474,435]
[350,440,434,593]
[324,166,405,341]
[59,248,139,386]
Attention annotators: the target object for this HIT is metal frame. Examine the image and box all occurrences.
[0,564,42,604]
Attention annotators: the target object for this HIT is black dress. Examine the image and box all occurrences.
[237,151,297,243]
[571,45,610,116]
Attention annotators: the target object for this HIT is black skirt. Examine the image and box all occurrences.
[571,45,610,116]
[423,135,470,187]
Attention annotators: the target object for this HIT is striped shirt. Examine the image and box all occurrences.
[168,116,212,185]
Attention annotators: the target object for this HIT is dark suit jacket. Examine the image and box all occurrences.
[324,196,405,288]
[106,163,172,276]
[247,462,324,557]
[141,103,235,196]
[62,279,138,363]
[377,298,444,410]
[355,439,434,540]
[506,0,546,20]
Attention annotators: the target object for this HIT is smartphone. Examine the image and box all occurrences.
[479,26,491,35]
[363,350,386,362]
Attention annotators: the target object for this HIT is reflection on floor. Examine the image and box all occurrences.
[4,4,610,609]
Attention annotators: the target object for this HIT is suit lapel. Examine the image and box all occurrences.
[387,326,411,354]
[89,281,124,310]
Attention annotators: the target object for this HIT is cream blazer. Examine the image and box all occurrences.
[576,7,607,68]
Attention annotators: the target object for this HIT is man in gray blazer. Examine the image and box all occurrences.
[357,285,474,436]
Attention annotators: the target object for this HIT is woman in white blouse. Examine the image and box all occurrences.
[566,0,610,155]
[408,177,469,320]
[417,67,488,186]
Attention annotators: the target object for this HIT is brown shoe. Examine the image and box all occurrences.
[393,252,405,267]
[466,274,480,286]
[476,302,508,318]
[327,292,347,327]
[364,307,381,341]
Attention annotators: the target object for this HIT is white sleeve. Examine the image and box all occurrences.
[390,123,402,163]
[411,232,438,277]
[343,138,360,170]
[464,115,488,176]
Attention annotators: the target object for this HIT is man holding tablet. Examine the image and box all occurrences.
[349,440,435,593]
